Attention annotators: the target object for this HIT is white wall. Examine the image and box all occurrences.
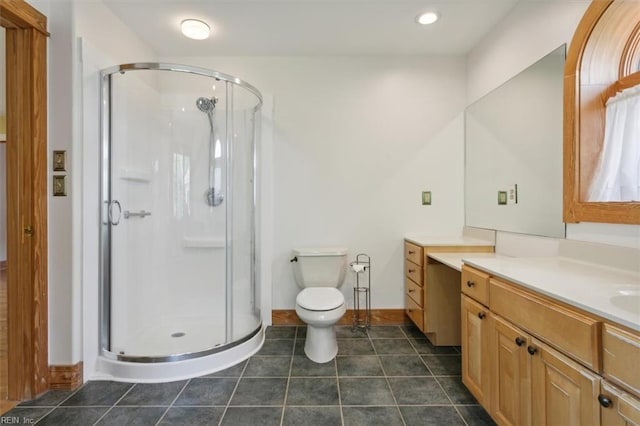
[75,2,158,374]
[466,0,640,249]
[161,56,468,309]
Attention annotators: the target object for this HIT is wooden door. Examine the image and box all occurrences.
[461,295,491,408]
[491,315,531,426]
[1,0,49,401]
[530,338,601,426]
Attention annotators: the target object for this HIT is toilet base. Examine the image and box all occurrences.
[304,325,338,363]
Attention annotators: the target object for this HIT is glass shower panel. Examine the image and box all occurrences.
[230,87,261,340]
[108,70,228,358]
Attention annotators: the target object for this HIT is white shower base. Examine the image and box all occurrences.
[117,315,227,358]
[94,323,264,383]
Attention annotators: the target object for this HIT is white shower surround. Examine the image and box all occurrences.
[98,64,262,382]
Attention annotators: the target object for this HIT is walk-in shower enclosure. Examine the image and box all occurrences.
[99,63,263,380]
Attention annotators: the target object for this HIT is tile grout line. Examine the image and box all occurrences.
[277,326,298,426]
[92,383,136,426]
[334,341,345,426]
[154,378,192,426]
[372,327,407,426]
[406,328,471,425]
[219,359,250,426]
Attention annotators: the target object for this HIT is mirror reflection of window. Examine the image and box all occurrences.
[588,85,640,202]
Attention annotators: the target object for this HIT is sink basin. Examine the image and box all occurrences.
[610,292,640,315]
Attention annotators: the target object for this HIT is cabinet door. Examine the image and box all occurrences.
[461,295,491,409]
[530,338,601,426]
[599,381,640,426]
[491,315,532,426]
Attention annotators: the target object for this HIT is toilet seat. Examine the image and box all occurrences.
[296,288,344,311]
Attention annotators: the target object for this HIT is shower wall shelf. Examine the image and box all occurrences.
[118,168,152,182]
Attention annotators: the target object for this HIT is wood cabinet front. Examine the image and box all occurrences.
[461,295,491,408]
[600,381,640,426]
[530,338,601,426]
[491,315,532,426]
[461,265,490,306]
[603,323,640,395]
[490,277,600,371]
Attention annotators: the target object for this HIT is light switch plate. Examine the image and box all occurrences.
[53,150,66,171]
[498,191,507,205]
[422,191,431,205]
[53,175,67,196]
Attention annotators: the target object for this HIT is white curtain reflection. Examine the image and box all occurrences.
[588,85,640,202]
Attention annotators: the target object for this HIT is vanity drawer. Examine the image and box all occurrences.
[603,323,640,394]
[461,265,490,306]
[490,278,600,371]
[405,260,423,286]
[406,279,423,307]
[406,294,424,331]
[404,241,423,266]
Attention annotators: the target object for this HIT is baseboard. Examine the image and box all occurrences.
[49,362,83,391]
[272,309,410,326]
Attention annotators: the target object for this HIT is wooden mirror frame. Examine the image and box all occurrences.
[563,0,640,224]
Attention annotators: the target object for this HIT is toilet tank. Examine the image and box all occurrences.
[292,248,348,288]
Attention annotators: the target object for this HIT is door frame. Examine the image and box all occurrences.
[0,0,49,400]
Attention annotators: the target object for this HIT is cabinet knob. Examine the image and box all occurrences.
[467,280,475,287]
[478,312,486,319]
[408,269,416,273]
[408,250,415,254]
[408,289,415,293]
[515,337,525,347]
[598,394,612,408]
[527,346,538,356]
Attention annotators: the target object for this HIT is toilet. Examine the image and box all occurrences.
[292,247,348,363]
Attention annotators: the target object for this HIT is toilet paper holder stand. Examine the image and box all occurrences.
[350,253,371,332]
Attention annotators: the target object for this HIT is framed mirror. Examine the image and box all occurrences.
[465,45,566,238]
[563,0,640,224]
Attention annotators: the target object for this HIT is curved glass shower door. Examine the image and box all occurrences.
[100,64,262,362]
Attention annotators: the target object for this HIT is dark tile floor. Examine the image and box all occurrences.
[3,325,495,425]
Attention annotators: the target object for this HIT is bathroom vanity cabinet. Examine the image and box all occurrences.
[403,238,493,346]
[460,263,640,426]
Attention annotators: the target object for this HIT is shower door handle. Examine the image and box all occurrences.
[108,200,122,226]
[124,210,151,219]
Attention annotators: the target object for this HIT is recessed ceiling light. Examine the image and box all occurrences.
[181,19,210,40]
[416,12,439,25]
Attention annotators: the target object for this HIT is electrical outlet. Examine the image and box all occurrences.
[507,184,518,204]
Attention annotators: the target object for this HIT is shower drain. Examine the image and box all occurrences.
[171,332,186,338]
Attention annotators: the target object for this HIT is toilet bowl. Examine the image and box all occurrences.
[291,248,348,363]
[295,287,346,363]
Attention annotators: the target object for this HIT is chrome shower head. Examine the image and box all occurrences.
[196,97,217,113]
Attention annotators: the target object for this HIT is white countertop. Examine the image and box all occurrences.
[463,256,640,332]
[428,252,501,271]
[405,235,494,247]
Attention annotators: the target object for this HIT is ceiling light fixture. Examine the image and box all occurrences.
[181,19,210,40]
[416,12,439,25]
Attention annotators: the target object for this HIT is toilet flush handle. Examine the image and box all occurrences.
[290,256,298,262]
